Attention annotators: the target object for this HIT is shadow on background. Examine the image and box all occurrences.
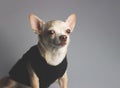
[0,27,16,78]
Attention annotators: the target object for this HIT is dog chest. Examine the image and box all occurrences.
[9,45,67,88]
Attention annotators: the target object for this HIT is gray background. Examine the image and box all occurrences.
[0,0,120,88]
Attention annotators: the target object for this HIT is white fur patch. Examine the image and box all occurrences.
[45,46,67,66]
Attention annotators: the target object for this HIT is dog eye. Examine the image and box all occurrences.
[66,29,71,34]
[49,30,55,35]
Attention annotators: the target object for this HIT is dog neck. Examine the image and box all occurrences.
[38,42,68,66]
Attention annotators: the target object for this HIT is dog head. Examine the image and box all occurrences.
[29,14,76,50]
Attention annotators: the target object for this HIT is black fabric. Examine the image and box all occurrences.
[9,45,67,88]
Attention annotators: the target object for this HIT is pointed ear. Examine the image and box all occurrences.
[65,14,76,32]
[29,14,45,34]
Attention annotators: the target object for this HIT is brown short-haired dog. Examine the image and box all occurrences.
[0,13,76,88]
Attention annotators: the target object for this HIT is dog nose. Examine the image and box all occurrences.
[59,35,67,41]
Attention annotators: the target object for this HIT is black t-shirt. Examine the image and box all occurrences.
[9,45,67,88]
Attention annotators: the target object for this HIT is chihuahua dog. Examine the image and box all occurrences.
[0,13,76,88]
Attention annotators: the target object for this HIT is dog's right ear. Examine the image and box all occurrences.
[29,14,45,34]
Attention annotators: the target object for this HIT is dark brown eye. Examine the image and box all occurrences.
[49,30,55,35]
[66,29,71,34]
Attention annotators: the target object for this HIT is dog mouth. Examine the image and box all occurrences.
[51,39,68,47]
[56,42,67,46]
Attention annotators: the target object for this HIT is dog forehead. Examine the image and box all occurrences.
[44,20,68,30]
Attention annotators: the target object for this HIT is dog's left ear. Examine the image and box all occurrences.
[65,14,76,32]
[29,14,45,34]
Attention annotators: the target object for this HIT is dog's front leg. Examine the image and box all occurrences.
[58,72,68,88]
[28,64,40,88]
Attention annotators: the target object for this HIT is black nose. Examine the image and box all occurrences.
[59,35,67,41]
